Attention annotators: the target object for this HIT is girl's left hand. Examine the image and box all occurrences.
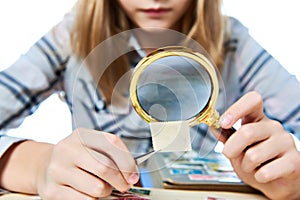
[220,91,300,200]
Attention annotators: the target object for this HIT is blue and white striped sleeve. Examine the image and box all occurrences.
[0,13,73,156]
[231,17,300,139]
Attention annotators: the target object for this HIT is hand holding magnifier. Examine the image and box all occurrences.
[130,46,235,164]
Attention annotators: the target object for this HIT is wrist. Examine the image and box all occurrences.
[33,142,53,195]
[0,140,53,194]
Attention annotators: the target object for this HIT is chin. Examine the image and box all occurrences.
[137,22,173,30]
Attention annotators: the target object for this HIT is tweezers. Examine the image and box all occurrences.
[134,150,158,165]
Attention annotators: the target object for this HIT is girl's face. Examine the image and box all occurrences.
[117,0,193,30]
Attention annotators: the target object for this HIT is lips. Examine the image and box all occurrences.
[141,8,171,17]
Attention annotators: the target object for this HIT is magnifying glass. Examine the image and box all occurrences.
[130,46,235,164]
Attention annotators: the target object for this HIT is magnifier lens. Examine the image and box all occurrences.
[136,55,212,122]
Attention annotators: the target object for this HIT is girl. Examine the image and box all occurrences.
[0,0,299,199]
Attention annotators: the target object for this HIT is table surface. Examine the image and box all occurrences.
[0,187,268,200]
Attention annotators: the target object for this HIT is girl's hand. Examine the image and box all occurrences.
[36,128,139,200]
[220,91,300,200]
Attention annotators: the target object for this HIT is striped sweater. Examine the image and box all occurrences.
[0,14,299,157]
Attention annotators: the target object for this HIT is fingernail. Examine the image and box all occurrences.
[128,173,139,185]
[220,114,232,127]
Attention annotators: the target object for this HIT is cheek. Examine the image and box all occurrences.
[175,1,193,16]
[117,1,135,17]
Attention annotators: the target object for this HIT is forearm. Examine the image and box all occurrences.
[0,140,53,194]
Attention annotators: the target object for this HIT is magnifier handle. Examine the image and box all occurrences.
[217,127,236,143]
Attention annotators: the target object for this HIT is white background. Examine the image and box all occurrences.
[0,0,299,144]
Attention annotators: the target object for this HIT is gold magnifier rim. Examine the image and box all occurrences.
[130,46,219,127]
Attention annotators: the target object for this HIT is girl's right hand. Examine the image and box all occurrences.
[36,128,139,200]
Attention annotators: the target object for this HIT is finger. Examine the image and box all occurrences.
[74,147,132,192]
[255,151,300,183]
[75,128,139,184]
[42,185,95,200]
[220,91,264,129]
[223,121,271,158]
[57,166,113,198]
[241,136,287,173]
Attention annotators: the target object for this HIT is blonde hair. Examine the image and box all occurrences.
[71,0,227,103]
